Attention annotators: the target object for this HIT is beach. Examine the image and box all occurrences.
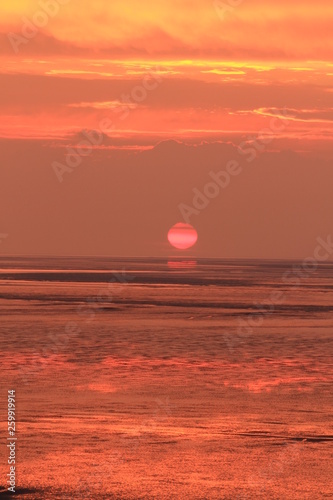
[0,258,332,499]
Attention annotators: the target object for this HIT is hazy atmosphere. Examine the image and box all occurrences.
[1,0,333,258]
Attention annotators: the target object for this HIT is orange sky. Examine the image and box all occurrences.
[0,0,332,142]
[2,0,333,59]
[0,1,333,258]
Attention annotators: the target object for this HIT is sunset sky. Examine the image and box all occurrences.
[0,0,332,258]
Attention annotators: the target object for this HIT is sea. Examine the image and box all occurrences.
[0,257,332,499]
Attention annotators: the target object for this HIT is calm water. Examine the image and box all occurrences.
[0,258,332,499]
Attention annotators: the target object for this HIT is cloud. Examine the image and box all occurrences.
[1,0,333,60]
[255,107,333,123]
[67,101,138,111]
[1,73,333,112]
[0,71,332,141]
[0,31,84,56]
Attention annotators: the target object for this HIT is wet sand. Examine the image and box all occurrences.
[0,258,332,498]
